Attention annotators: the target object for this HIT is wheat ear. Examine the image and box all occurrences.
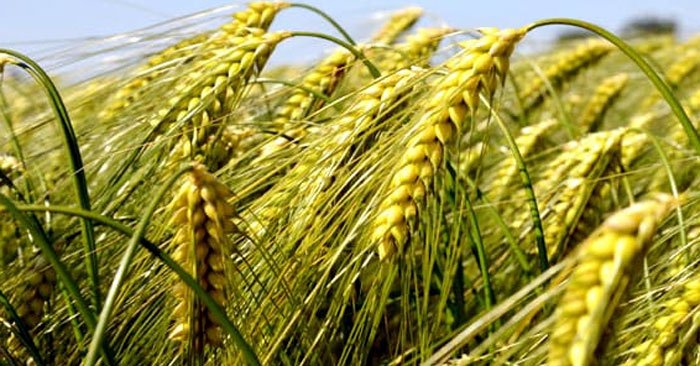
[370,7,423,45]
[520,40,612,113]
[168,164,237,354]
[621,275,700,365]
[160,31,290,166]
[541,129,624,260]
[380,28,453,72]
[102,2,288,120]
[548,194,676,366]
[249,69,421,239]
[642,48,700,109]
[578,73,629,132]
[371,27,526,260]
[99,34,210,120]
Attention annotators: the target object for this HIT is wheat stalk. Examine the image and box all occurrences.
[548,194,676,366]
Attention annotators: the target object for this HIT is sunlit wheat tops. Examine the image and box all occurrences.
[548,194,676,366]
[249,68,421,238]
[371,27,526,261]
[263,8,426,156]
[168,164,236,354]
[221,1,290,37]
[578,73,628,132]
[258,49,356,158]
[380,28,453,72]
[101,2,288,121]
[99,34,210,120]
[160,31,290,167]
[622,275,700,366]
[370,7,423,45]
[520,39,612,113]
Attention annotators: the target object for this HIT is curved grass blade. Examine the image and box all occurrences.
[287,31,381,78]
[0,49,100,308]
[288,3,357,46]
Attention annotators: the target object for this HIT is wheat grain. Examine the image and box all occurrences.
[222,1,289,37]
[548,194,676,366]
[371,27,526,260]
[168,164,237,353]
[457,141,486,177]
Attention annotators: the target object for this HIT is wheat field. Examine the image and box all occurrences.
[1,2,700,365]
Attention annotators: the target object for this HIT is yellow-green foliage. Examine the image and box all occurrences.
[3,3,700,366]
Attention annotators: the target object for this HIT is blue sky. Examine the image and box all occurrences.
[2,1,700,63]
